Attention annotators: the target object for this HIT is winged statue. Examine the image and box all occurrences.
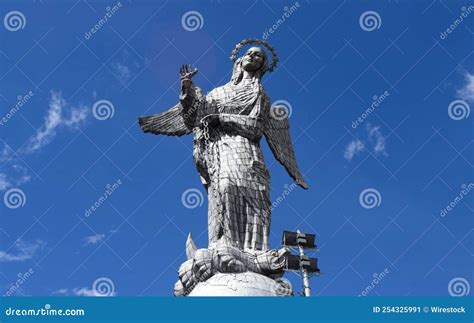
[138,39,308,296]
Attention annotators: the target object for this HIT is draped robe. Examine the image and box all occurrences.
[139,75,308,253]
[181,78,272,251]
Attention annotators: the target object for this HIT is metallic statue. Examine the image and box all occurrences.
[139,39,307,296]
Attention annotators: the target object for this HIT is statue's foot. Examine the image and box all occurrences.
[175,236,291,296]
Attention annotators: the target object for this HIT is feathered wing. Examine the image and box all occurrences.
[264,107,308,189]
[138,103,192,137]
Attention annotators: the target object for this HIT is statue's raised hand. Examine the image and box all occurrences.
[180,64,198,80]
[180,64,198,91]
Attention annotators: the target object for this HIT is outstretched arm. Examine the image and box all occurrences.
[138,65,202,136]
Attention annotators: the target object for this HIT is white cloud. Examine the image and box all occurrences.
[53,288,96,296]
[367,123,387,156]
[0,239,46,262]
[344,124,388,161]
[25,91,88,153]
[0,168,30,192]
[344,139,365,161]
[457,72,474,103]
[0,142,13,162]
[83,233,105,246]
[0,92,88,191]
[0,174,10,190]
[111,61,131,84]
[52,287,116,297]
[109,49,140,85]
[0,142,32,191]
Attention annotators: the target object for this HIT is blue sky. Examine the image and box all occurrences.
[0,0,472,297]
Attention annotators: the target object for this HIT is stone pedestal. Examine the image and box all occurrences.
[188,272,292,296]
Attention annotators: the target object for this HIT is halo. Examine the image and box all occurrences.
[230,39,278,72]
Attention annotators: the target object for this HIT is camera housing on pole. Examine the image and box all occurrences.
[282,231,316,249]
[282,230,320,296]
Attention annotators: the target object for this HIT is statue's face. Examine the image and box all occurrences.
[241,47,265,72]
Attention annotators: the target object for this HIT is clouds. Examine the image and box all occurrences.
[0,144,31,190]
[83,233,105,246]
[0,239,46,262]
[53,281,117,297]
[109,49,140,85]
[344,123,387,161]
[0,173,9,191]
[111,61,131,84]
[0,92,89,191]
[457,72,474,103]
[367,124,387,155]
[344,139,365,161]
[25,91,88,153]
[53,287,99,296]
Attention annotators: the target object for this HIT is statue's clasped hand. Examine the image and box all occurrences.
[201,114,220,129]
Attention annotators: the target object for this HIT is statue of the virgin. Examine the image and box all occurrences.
[139,39,308,296]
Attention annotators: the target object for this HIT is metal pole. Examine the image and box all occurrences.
[297,232,311,297]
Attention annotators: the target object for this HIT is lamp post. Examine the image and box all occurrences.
[282,230,320,297]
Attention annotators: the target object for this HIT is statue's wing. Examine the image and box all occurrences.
[138,103,192,137]
[264,107,308,189]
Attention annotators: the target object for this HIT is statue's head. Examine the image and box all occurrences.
[241,47,267,73]
[230,40,278,85]
[231,47,268,84]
